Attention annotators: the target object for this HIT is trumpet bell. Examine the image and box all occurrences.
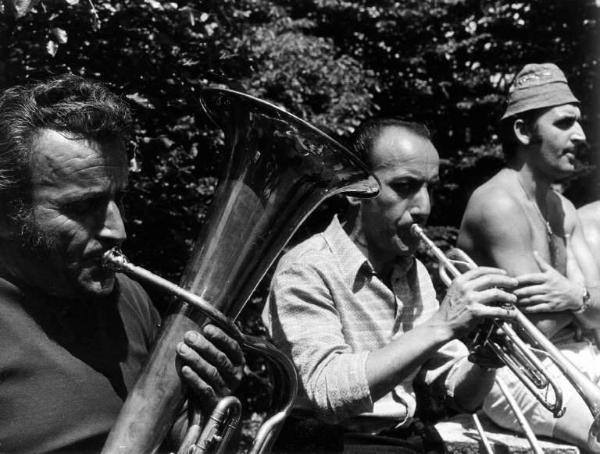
[101,87,379,453]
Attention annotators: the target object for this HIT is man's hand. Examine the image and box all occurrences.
[176,324,245,414]
[434,267,518,338]
[514,251,584,313]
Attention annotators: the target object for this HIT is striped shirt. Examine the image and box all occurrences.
[263,216,469,424]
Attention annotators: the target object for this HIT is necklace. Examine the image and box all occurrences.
[514,172,554,239]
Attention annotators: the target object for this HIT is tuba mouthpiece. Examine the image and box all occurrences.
[102,248,129,272]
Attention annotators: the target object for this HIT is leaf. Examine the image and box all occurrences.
[64,0,79,5]
[51,27,68,44]
[46,40,59,57]
[3,0,39,18]
[125,93,156,110]
[144,0,162,10]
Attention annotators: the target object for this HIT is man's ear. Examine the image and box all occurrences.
[513,118,532,145]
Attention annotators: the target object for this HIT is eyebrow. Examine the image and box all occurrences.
[389,174,439,184]
[554,112,580,122]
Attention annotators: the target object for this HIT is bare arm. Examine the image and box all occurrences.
[458,187,574,337]
[569,210,600,327]
[514,201,600,329]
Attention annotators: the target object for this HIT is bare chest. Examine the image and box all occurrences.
[522,203,568,275]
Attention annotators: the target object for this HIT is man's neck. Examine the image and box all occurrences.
[506,161,552,203]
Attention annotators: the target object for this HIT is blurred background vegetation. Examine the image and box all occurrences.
[1,0,599,449]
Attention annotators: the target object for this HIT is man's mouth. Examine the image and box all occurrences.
[89,263,115,281]
[84,252,116,274]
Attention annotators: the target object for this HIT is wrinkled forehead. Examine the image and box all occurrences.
[370,126,439,174]
[540,103,581,119]
[30,129,128,184]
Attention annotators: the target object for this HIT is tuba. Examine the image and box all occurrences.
[101,87,379,453]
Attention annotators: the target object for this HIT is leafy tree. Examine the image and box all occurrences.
[1,0,599,448]
[0,0,375,282]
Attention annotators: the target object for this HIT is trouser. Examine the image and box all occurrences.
[483,339,600,438]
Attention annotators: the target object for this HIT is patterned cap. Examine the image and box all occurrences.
[502,63,579,120]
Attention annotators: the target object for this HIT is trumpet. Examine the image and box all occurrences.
[410,224,600,452]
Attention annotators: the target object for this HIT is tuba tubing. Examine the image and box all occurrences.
[410,224,600,451]
[181,395,242,454]
[102,249,299,454]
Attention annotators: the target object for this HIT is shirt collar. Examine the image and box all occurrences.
[322,215,375,287]
[322,216,417,288]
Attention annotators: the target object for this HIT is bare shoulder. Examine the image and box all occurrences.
[578,201,600,249]
[578,201,600,226]
[462,172,525,230]
[458,171,531,260]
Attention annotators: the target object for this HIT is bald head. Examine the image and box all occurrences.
[351,118,431,170]
[369,125,438,171]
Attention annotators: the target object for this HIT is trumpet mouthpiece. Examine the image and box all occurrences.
[410,224,424,237]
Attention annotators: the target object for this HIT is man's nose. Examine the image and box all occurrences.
[408,186,431,224]
[99,200,127,246]
[572,122,586,143]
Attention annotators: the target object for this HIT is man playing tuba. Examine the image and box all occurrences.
[0,74,244,452]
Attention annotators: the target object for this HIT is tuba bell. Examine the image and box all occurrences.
[101,87,379,453]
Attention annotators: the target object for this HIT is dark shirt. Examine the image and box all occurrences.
[0,274,160,453]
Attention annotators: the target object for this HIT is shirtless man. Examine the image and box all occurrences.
[458,63,600,450]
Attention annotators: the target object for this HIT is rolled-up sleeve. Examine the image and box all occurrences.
[419,338,471,413]
[263,262,373,421]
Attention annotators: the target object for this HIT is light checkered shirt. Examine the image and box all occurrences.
[263,216,469,424]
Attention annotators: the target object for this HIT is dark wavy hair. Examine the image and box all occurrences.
[350,117,431,168]
[0,74,132,218]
